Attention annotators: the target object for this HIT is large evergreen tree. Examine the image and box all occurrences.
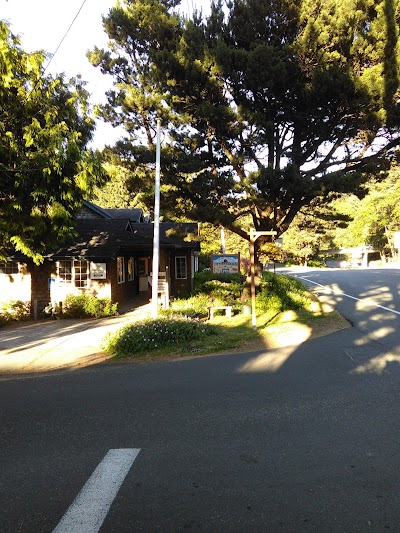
[0,22,104,263]
[89,0,400,251]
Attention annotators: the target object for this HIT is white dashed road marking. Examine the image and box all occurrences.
[53,448,140,533]
[298,276,400,316]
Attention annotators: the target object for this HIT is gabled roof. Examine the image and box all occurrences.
[77,201,113,219]
[79,201,145,223]
[9,201,199,261]
[102,208,145,223]
[49,219,199,261]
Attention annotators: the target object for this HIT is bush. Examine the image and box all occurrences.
[0,300,31,325]
[193,272,245,307]
[193,271,245,292]
[102,316,217,357]
[307,257,326,268]
[160,294,211,319]
[62,294,118,318]
[256,272,312,313]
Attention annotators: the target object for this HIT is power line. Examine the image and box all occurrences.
[42,0,89,76]
[13,0,90,121]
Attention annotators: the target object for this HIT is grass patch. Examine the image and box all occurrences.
[103,272,348,359]
[102,316,218,358]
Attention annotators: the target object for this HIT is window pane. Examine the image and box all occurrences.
[128,257,134,281]
[58,261,72,283]
[175,257,187,279]
[0,261,19,274]
[74,260,89,288]
[117,257,125,284]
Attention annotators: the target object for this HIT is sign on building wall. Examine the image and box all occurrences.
[211,254,240,274]
[90,262,107,279]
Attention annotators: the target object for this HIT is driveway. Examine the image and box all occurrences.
[0,300,152,375]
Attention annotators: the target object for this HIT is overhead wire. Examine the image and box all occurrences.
[1,0,90,174]
[42,0,89,76]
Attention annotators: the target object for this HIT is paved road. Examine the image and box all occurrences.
[286,266,400,372]
[2,267,400,532]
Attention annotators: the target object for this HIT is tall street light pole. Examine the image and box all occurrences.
[249,229,277,328]
[151,119,161,319]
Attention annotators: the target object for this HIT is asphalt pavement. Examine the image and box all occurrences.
[2,325,400,532]
[4,268,400,531]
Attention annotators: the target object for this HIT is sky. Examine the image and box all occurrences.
[1,0,210,148]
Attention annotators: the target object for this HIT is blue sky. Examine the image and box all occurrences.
[1,0,210,148]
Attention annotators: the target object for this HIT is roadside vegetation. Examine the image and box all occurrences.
[0,300,30,327]
[0,294,118,327]
[60,294,118,319]
[102,272,345,359]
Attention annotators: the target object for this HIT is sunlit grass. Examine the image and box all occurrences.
[103,272,350,360]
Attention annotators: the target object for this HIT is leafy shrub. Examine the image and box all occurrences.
[102,316,217,357]
[307,258,326,268]
[160,294,210,319]
[193,272,245,307]
[256,272,312,313]
[193,271,245,293]
[62,294,118,318]
[0,300,31,325]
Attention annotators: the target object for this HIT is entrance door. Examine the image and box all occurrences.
[138,258,149,292]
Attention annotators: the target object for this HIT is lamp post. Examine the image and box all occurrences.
[151,119,161,319]
[249,229,277,328]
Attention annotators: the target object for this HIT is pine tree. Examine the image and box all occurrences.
[89,0,400,256]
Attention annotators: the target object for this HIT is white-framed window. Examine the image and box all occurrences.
[74,260,89,288]
[58,260,72,284]
[127,257,134,281]
[0,260,19,274]
[175,256,187,279]
[117,257,125,284]
[57,260,89,288]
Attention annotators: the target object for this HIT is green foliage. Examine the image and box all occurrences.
[201,280,243,307]
[159,273,246,319]
[102,271,318,358]
[336,165,400,256]
[193,271,245,290]
[198,222,251,259]
[256,272,312,314]
[90,0,400,248]
[193,271,245,305]
[259,243,284,263]
[0,21,105,264]
[62,294,118,318]
[282,195,352,263]
[306,258,327,268]
[102,317,217,357]
[92,161,148,210]
[0,300,31,325]
[160,294,211,319]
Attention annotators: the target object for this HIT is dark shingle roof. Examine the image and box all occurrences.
[103,208,144,222]
[49,219,199,260]
[79,201,145,223]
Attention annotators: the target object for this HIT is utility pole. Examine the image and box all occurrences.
[151,119,161,319]
[220,226,226,254]
[249,229,277,328]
